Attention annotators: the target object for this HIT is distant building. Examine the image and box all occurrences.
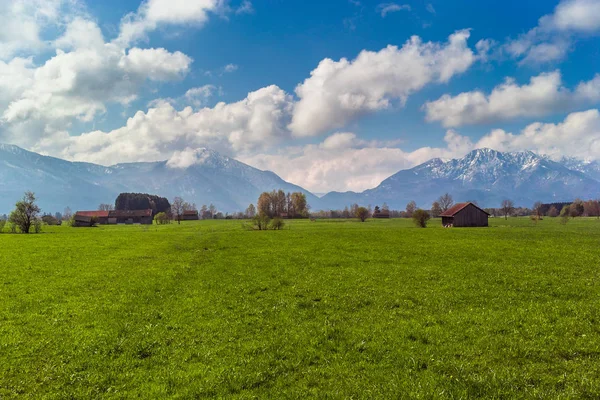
[439,202,489,227]
[74,210,109,224]
[74,210,153,225]
[372,209,390,218]
[182,210,199,220]
[108,209,153,224]
[72,214,93,227]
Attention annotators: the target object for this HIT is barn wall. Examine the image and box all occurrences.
[453,204,488,227]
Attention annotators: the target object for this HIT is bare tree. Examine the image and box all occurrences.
[500,199,515,220]
[63,207,73,220]
[532,201,543,218]
[547,205,559,217]
[431,201,442,218]
[246,204,256,218]
[405,201,417,217]
[9,191,41,234]
[172,197,184,224]
[438,193,454,212]
[208,203,217,218]
[98,203,114,211]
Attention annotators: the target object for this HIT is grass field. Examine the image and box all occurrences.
[1,217,600,398]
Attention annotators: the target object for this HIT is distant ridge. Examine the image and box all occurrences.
[1,145,599,213]
[318,148,600,209]
[0,145,318,213]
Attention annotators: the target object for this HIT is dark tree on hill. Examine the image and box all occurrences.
[438,193,454,212]
[9,191,41,234]
[501,199,515,220]
[115,193,170,216]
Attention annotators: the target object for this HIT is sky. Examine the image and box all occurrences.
[0,0,599,193]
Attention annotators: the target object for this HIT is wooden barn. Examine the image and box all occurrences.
[372,209,390,218]
[108,209,153,225]
[73,210,109,225]
[439,202,489,227]
[182,210,199,220]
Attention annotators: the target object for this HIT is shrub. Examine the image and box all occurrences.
[0,219,5,233]
[356,207,369,222]
[42,215,59,225]
[252,215,271,230]
[270,217,285,230]
[154,212,170,225]
[560,205,570,225]
[412,209,430,228]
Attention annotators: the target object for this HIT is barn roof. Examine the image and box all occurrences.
[75,211,109,218]
[109,209,153,218]
[439,202,490,217]
[183,210,199,215]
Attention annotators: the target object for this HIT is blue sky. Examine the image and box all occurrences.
[0,0,599,192]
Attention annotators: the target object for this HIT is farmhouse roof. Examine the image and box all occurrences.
[108,209,153,218]
[439,202,490,217]
[75,210,109,218]
[183,210,199,215]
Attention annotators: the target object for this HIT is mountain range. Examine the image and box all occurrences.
[1,144,599,214]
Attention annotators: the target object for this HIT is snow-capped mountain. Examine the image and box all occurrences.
[2,145,599,214]
[0,145,318,214]
[319,148,600,209]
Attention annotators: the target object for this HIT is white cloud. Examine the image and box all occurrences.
[240,130,473,193]
[235,0,254,15]
[475,109,600,160]
[224,63,239,73]
[423,71,600,127]
[376,3,410,17]
[39,85,294,165]
[117,0,226,46]
[289,30,477,137]
[426,3,435,14]
[504,0,600,64]
[540,0,600,32]
[2,42,192,128]
[0,0,83,59]
[54,17,105,51]
[185,84,218,106]
[166,147,212,168]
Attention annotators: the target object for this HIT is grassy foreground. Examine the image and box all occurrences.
[1,218,600,398]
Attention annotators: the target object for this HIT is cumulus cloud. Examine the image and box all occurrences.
[376,3,410,17]
[224,63,239,73]
[2,41,192,128]
[504,0,600,64]
[423,71,600,127]
[117,0,225,45]
[166,147,212,168]
[0,0,84,59]
[475,109,600,160]
[184,84,218,106]
[289,30,477,137]
[241,130,473,193]
[38,85,294,165]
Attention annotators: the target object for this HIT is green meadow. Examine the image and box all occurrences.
[1,217,600,398]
